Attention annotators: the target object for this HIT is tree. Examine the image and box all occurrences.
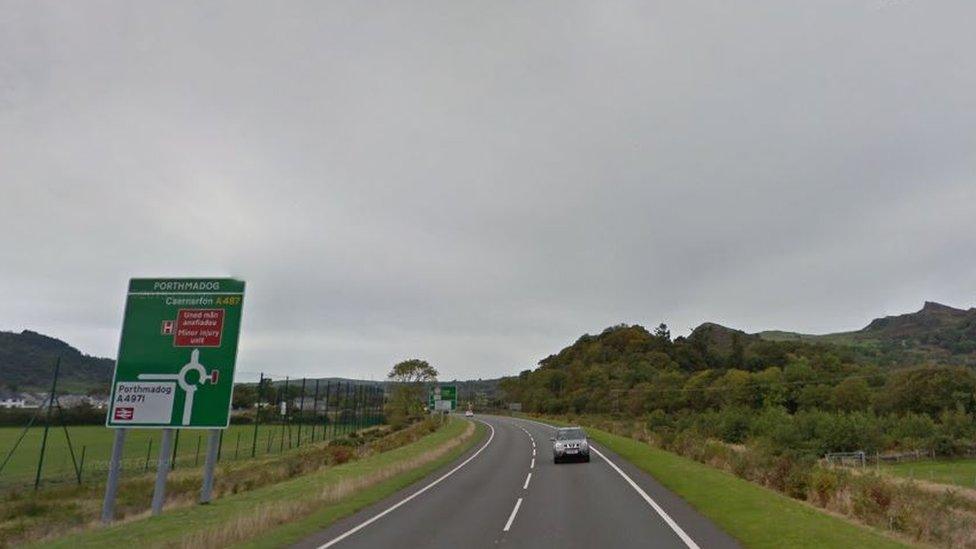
[232,383,258,409]
[654,323,671,343]
[388,359,439,384]
[729,333,745,370]
[386,359,438,427]
[830,378,870,412]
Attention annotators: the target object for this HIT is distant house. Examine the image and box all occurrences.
[0,391,27,409]
[59,394,89,408]
[291,398,320,412]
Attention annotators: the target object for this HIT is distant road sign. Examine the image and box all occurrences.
[434,400,452,412]
[429,385,457,411]
[106,278,245,429]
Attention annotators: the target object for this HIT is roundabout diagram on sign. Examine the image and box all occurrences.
[138,349,219,425]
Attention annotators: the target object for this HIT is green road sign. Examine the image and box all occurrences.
[429,385,457,411]
[106,278,245,429]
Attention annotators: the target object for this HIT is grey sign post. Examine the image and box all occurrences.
[200,429,221,503]
[100,429,127,523]
[151,429,175,515]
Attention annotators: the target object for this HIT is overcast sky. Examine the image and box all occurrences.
[2,1,974,382]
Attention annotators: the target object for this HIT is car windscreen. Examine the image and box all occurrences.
[556,429,584,440]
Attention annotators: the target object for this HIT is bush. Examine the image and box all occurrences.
[808,467,840,507]
[851,475,894,523]
[328,446,354,464]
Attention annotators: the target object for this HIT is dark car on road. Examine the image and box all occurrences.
[551,427,590,463]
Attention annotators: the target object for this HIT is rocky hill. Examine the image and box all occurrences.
[757,301,976,365]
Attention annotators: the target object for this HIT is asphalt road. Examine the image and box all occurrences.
[294,415,740,549]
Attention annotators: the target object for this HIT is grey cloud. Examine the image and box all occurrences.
[2,0,974,380]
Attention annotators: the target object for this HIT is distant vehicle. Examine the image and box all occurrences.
[551,426,590,463]
[465,410,474,417]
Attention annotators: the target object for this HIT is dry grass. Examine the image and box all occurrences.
[2,421,439,548]
[175,421,475,548]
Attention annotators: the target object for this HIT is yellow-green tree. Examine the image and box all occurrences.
[386,359,438,427]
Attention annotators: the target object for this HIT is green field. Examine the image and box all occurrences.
[883,459,976,489]
[0,421,360,489]
[42,418,483,548]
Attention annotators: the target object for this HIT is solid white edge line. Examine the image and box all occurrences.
[503,497,523,532]
[523,472,532,489]
[590,446,700,549]
[316,420,495,549]
[514,417,700,549]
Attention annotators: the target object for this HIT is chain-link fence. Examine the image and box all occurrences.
[0,374,385,492]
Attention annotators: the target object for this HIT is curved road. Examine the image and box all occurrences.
[294,415,739,549]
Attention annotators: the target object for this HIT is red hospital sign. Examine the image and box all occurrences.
[174,309,225,347]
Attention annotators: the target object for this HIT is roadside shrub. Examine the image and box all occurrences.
[719,407,753,443]
[808,467,840,507]
[784,465,811,500]
[329,436,360,447]
[644,408,674,431]
[851,474,894,523]
[327,445,354,465]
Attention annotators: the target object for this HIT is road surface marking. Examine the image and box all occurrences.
[316,420,496,549]
[523,472,532,489]
[530,457,535,469]
[532,448,536,456]
[590,445,700,549]
[512,417,701,549]
[503,497,523,532]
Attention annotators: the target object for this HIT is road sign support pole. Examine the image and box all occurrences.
[200,429,220,504]
[151,429,175,516]
[100,428,127,523]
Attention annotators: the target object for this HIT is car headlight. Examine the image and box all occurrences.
[554,443,563,449]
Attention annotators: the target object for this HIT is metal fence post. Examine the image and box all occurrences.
[78,445,87,484]
[252,372,263,458]
[34,356,61,490]
[312,379,320,442]
[171,429,181,470]
[298,378,306,446]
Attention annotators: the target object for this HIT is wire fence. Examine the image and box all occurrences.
[0,373,385,493]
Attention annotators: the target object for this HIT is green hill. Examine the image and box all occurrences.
[0,330,113,393]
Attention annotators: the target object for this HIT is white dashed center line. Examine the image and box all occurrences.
[523,472,532,489]
[503,498,523,532]
[530,457,535,469]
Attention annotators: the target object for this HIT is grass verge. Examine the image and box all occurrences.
[3,423,396,545]
[39,418,482,548]
[528,416,908,549]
